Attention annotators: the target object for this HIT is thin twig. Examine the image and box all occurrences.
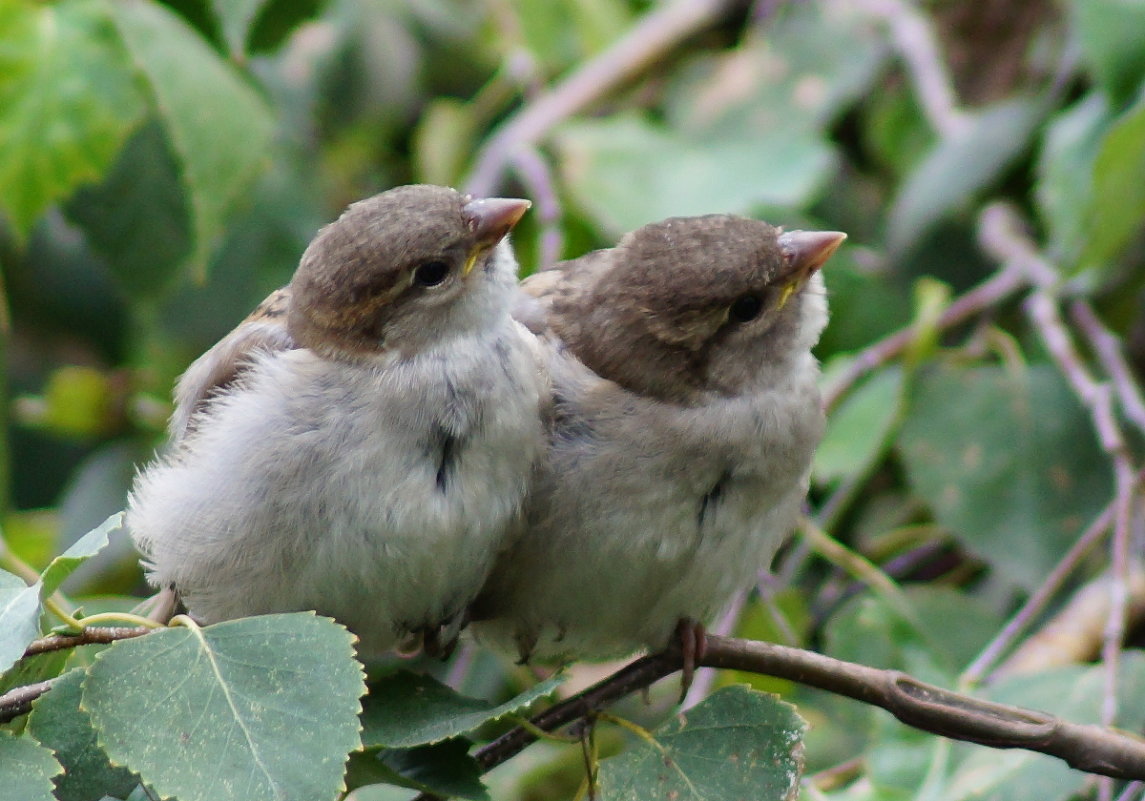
[822,259,1028,411]
[978,201,1141,731]
[850,0,967,136]
[962,502,1114,685]
[24,626,151,656]
[992,568,1145,678]
[0,627,155,723]
[1070,300,1145,439]
[412,635,1145,796]
[510,147,564,269]
[0,679,56,722]
[1114,780,1144,801]
[464,0,742,196]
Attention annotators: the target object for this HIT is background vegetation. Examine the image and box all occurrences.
[1,0,1143,799]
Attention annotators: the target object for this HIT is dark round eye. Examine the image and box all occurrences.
[729,293,763,323]
[412,260,450,287]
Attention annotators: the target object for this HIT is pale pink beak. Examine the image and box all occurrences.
[462,197,532,247]
[777,230,847,281]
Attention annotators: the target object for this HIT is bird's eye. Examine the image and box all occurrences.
[412,260,451,287]
[729,293,764,323]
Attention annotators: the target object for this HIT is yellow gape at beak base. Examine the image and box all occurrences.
[776,280,798,311]
[462,249,480,277]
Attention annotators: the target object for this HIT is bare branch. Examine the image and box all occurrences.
[1070,300,1145,441]
[850,0,967,136]
[0,679,56,722]
[510,147,564,269]
[464,0,743,197]
[823,259,1028,412]
[0,627,154,723]
[23,626,151,656]
[702,636,1145,778]
[963,501,1114,684]
[978,201,1142,729]
[408,634,1145,800]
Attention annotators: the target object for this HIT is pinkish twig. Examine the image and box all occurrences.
[464,0,741,197]
[850,0,968,136]
[1070,300,1145,439]
[961,502,1113,685]
[823,261,1028,411]
[977,202,1141,731]
[511,147,565,270]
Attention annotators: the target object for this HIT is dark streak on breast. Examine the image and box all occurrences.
[436,432,457,492]
[698,470,732,528]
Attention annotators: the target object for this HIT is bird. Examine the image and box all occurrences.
[127,184,546,658]
[472,214,845,683]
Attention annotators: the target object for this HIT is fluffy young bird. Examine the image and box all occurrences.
[128,185,545,657]
[474,215,844,673]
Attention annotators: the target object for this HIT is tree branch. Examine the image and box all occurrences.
[464,0,744,197]
[23,626,151,656]
[963,500,1114,684]
[850,0,967,136]
[409,634,1145,801]
[0,679,56,722]
[978,201,1143,731]
[822,259,1028,412]
[0,627,153,723]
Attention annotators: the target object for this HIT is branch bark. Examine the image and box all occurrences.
[411,634,1145,801]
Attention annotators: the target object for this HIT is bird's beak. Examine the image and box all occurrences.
[461,197,532,276]
[775,229,847,309]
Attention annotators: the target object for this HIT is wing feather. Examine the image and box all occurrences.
[169,287,296,441]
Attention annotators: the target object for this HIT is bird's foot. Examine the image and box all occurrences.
[673,618,707,701]
[422,623,460,660]
[133,585,181,624]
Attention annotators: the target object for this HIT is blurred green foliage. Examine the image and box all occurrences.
[1,0,1144,799]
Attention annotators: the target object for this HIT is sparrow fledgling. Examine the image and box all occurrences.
[127,185,545,658]
[473,216,844,677]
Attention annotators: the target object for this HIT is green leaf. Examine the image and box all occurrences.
[816,258,913,355]
[825,586,1001,680]
[667,1,886,136]
[18,365,117,439]
[1035,92,1112,267]
[556,0,884,236]
[27,668,138,801]
[814,367,903,484]
[40,512,121,597]
[371,741,488,801]
[109,0,275,278]
[0,568,43,676]
[0,730,64,801]
[1079,93,1145,271]
[944,654,1145,801]
[567,0,633,54]
[67,120,193,300]
[887,98,1046,255]
[83,614,365,801]
[0,650,70,698]
[1071,0,1145,105]
[0,0,145,235]
[898,364,1112,590]
[208,0,269,57]
[558,113,834,236]
[247,0,326,54]
[596,685,805,800]
[0,514,119,674]
[413,99,477,187]
[361,671,565,748]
